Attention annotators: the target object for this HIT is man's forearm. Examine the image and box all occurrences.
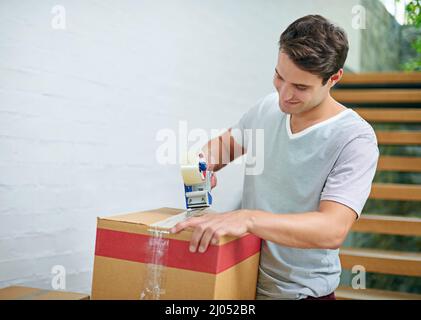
[202,129,245,172]
[201,137,225,172]
[244,210,346,250]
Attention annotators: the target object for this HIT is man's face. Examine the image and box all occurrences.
[273,51,332,115]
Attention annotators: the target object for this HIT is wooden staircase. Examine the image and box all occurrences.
[332,72,421,300]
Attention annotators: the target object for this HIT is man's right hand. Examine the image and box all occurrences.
[198,151,217,190]
[201,127,246,190]
[210,172,217,189]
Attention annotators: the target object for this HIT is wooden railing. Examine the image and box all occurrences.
[332,72,421,300]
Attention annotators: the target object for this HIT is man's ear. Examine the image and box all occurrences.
[329,69,343,87]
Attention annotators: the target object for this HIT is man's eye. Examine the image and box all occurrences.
[296,86,308,91]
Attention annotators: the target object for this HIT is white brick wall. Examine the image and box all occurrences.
[0,0,362,294]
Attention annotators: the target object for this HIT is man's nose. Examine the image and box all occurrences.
[279,84,294,101]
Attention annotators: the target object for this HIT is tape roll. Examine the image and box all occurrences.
[181,164,204,185]
[180,150,205,185]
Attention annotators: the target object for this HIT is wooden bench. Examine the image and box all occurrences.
[333,72,421,300]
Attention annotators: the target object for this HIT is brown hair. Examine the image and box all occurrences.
[279,15,349,85]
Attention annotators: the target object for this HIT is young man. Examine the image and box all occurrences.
[171,15,379,300]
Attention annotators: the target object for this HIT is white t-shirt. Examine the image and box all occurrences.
[231,91,379,299]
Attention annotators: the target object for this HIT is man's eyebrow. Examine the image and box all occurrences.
[274,68,312,87]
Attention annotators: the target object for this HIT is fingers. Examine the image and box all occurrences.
[170,216,204,234]
[210,228,225,246]
[197,227,214,253]
[170,214,226,253]
[189,222,213,253]
[199,224,226,252]
[190,222,226,253]
[211,173,217,189]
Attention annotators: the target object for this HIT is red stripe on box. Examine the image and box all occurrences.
[95,228,261,274]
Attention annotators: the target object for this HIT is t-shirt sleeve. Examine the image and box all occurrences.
[320,133,380,219]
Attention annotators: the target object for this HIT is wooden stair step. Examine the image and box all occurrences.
[340,247,421,276]
[340,73,421,85]
[352,214,421,236]
[370,183,421,201]
[375,131,421,145]
[336,286,421,300]
[332,89,421,103]
[354,108,421,123]
[377,156,421,172]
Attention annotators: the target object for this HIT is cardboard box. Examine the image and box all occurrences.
[91,207,261,300]
[0,286,90,300]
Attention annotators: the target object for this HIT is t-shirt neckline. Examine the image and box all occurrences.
[286,109,352,140]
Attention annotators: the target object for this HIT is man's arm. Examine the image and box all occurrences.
[171,200,357,253]
[201,128,246,172]
[246,200,356,249]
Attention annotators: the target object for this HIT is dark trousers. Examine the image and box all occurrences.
[304,292,336,300]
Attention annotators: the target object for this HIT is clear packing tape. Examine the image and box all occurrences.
[139,211,194,300]
[140,151,208,299]
[139,210,211,300]
[139,228,169,300]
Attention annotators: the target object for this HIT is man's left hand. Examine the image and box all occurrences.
[170,210,252,253]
